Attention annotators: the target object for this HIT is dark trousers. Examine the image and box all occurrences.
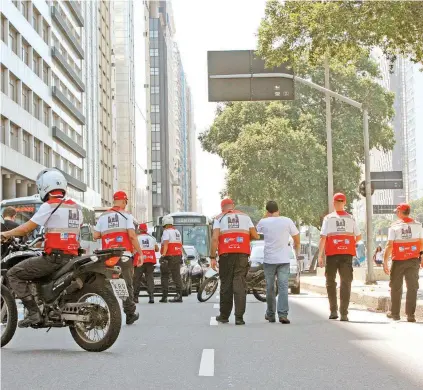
[133,263,155,297]
[119,258,136,315]
[389,258,420,317]
[325,254,353,315]
[219,253,249,319]
[7,254,70,298]
[160,256,182,295]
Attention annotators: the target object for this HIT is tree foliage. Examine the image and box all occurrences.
[257,0,423,70]
[199,55,395,226]
[410,197,423,223]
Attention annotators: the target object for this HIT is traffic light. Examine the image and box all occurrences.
[359,181,375,197]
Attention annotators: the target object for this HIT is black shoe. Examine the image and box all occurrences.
[18,296,42,328]
[407,315,416,323]
[279,317,290,324]
[340,315,349,322]
[126,312,140,325]
[148,294,154,304]
[387,312,400,321]
[159,294,168,303]
[216,315,229,324]
[265,314,276,323]
[169,293,183,303]
[329,312,339,320]
[235,317,245,325]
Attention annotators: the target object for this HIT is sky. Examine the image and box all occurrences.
[171,0,268,216]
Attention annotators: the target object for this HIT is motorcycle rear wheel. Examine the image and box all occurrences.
[197,275,219,302]
[1,285,18,347]
[69,283,121,352]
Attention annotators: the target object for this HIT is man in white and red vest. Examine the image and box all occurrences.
[211,198,259,325]
[133,223,159,304]
[383,203,423,322]
[318,193,361,322]
[94,191,143,325]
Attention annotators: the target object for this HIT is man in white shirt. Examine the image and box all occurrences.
[257,201,300,324]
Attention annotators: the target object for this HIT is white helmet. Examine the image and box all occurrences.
[162,215,173,226]
[36,168,67,202]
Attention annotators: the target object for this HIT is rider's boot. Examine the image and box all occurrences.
[148,293,154,304]
[18,296,42,328]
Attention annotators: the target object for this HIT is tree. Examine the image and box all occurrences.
[235,204,264,225]
[410,197,423,223]
[199,55,395,226]
[257,0,423,70]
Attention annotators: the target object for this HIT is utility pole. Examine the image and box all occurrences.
[325,57,334,213]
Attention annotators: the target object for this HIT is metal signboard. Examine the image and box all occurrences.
[207,50,294,102]
[373,205,397,215]
[370,171,403,190]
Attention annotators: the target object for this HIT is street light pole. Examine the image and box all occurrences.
[325,58,334,213]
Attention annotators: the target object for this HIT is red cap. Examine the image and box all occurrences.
[221,198,234,209]
[395,203,410,213]
[333,193,346,202]
[139,223,148,232]
[113,191,128,201]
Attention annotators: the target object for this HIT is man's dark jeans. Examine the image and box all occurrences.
[160,256,183,295]
[119,258,136,315]
[325,254,353,315]
[218,253,249,319]
[133,262,155,297]
[389,258,420,317]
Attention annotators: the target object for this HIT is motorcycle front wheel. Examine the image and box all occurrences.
[69,282,122,352]
[197,275,219,302]
[1,284,18,347]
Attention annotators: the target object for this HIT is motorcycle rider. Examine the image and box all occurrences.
[159,215,184,303]
[211,198,259,325]
[1,168,83,328]
[133,223,159,304]
[94,191,143,325]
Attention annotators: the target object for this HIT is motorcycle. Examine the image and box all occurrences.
[1,236,128,352]
[197,262,271,303]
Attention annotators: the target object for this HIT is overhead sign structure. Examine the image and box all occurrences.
[370,171,403,190]
[373,205,397,215]
[207,50,295,102]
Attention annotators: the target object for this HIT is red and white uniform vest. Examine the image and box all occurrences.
[138,233,157,264]
[214,210,253,255]
[161,227,183,256]
[322,211,358,256]
[95,207,134,255]
[389,218,422,261]
[31,198,82,256]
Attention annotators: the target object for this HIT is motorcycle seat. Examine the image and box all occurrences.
[49,255,93,280]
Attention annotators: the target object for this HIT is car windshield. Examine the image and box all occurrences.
[174,225,209,257]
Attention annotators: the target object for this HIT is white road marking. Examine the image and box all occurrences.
[210,316,218,326]
[213,304,220,309]
[199,349,215,377]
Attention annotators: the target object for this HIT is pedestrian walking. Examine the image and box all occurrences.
[373,246,383,267]
[383,203,423,322]
[211,198,259,325]
[133,223,159,304]
[256,201,300,324]
[159,215,184,303]
[94,191,143,325]
[318,193,361,322]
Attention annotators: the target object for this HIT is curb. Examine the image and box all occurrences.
[301,281,423,321]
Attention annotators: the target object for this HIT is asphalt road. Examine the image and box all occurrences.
[2,291,423,390]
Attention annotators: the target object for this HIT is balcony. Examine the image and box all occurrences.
[51,6,84,59]
[52,87,85,125]
[67,1,84,27]
[52,126,86,158]
[51,48,85,92]
[56,168,87,192]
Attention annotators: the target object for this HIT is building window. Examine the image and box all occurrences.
[54,152,60,169]
[151,105,159,113]
[150,68,159,76]
[32,9,39,33]
[149,30,158,38]
[44,145,51,167]
[1,66,6,93]
[33,54,40,76]
[151,86,159,94]
[1,116,6,144]
[22,85,29,111]
[43,63,49,85]
[61,157,67,173]
[21,0,29,21]
[69,163,75,177]
[22,40,30,66]
[23,131,30,157]
[43,104,50,127]
[152,124,160,132]
[42,22,48,44]
[157,182,162,194]
[152,161,161,170]
[149,48,158,57]
[9,26,17,55]
[152,142,160,151]
[34,138,41,163]
[10,125,19,151]
[9,74,17,103]
[33,95,40,119]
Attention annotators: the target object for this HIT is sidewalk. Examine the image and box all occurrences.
[301,270,423,320]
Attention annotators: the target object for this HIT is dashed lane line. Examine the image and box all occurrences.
[198,349,215,377]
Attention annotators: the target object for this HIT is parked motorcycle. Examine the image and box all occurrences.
[197,263,270,303]
[1,236,128,352]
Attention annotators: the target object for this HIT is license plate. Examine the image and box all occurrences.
[110,279,129,298]
[154,278,161,286]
